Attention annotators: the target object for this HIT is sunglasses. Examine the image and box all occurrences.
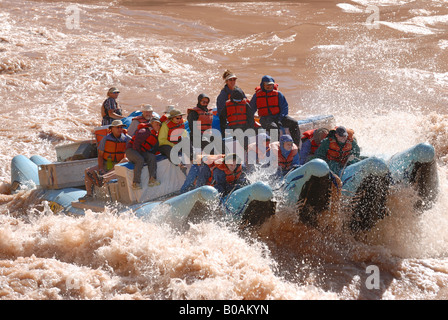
[175,116,183,120]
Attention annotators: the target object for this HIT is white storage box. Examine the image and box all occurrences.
[38,158,97,189]
[113,158,188,204]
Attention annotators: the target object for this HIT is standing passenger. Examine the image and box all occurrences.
[101,87,125,126]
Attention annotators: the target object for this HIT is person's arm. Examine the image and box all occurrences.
[104,99,124,120]
[278,92,288,121]
[292,150,300,167]
[249,95,257,114]
[348,139,361,165]
[217,89,229,134]
[299,139,311,165]
[212,169,227,194]
[314,138,330,161]
[97,138,107,172]
[127,119,138,137]
[158,123,175,147]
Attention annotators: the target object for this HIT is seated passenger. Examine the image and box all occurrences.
[270,134,300,177]
[299,128,329,165]
[210,153,248,196]
[125,117,161,189]
[249,76,301,147]
[101,87,125,126]
[127,104,155,136]
[314,126,360,176]
[79,120,131,202]
[159,105,175,123]
[158,108,188,171]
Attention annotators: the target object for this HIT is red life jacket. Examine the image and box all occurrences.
[225,99,249,128]
[128,125,158,153]
[187,107,213,134]
[301,129,320,154]
[166,120,185,144]
[270,141,298,171]
[141,128,158,152]
[254,85,280,117]
[102,135,127,163]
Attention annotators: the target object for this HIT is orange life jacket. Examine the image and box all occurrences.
[187,107,213,134]
[326,136,353,164]
[201,154,243,185]
[301,129,320,154]
[254,85,280,117]
[166,120,185,144]
[270,141,298,170]
[225,99,249,128]
[102,134,127,162]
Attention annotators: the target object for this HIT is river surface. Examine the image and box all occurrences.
[1,0,448,300]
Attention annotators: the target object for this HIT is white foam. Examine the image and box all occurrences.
[336,3,364,13]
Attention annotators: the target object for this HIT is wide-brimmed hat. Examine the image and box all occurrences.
[109,120,125,128]
[108,87,120,94]
[167,108,186,119]
[142,104,153,112]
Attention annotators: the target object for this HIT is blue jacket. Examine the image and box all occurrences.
[249,75,289,121]
[299,139,312,165]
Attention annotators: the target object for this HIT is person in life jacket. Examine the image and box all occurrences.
[101,87,125,126]
[79,120,131,202]
[210,153,248,196]
[159,105,175,123]
[216,70,249,134]
[158,108,188,172]
[127,104,155,136]
[187,93,213,150]
[249,75,301,148]
[299,128,329,165]
[221,87,255,131]
[314,126,360,176]
[125,117,161,189]
[270,134,300,176]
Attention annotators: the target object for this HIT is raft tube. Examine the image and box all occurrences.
[281,158,332,226]
[340,156,391,233]
[387,142,439,211]
[223,181,276,227]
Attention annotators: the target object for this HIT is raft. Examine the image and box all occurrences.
[9,112,336,228]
